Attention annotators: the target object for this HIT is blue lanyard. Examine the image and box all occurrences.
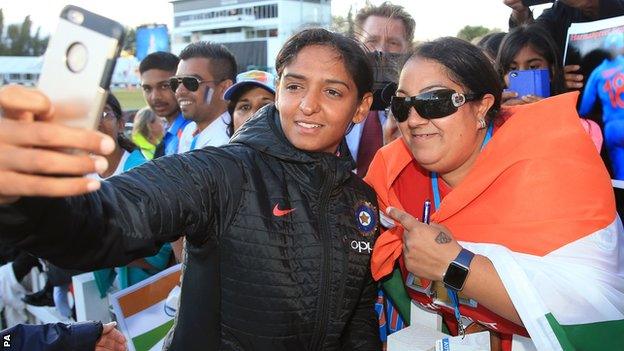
[430,122,493,336]
[190,132,200,150]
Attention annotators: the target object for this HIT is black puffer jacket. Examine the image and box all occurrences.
[0,105,381,350]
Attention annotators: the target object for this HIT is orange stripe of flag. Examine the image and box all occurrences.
[118,269,181,318]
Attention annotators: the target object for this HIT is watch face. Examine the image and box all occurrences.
[443,262,469,291]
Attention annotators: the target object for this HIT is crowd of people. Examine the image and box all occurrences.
[0,1,622,350]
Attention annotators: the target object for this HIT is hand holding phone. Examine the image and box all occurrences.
[0,6,125,203]
[508,68,551,98]
[0,85,114,204]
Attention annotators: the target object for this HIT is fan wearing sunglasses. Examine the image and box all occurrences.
[172,42,236,153]
[365,37,621,351]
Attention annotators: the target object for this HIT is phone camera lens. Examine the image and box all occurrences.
[67,10,85,25]
[511,72,518,78]
[66,42,88,73]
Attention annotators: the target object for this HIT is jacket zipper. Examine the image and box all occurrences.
[335,234,349,322]
[309,165,334,350]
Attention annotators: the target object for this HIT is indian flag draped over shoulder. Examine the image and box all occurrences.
[370,92,624,350]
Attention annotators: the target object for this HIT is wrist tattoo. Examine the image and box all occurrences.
[435,231,452,244]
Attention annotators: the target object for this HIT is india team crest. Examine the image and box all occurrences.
[354,201,377,237]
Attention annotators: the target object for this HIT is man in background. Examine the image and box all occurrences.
[348,1,415,176]
[174,42,236,153]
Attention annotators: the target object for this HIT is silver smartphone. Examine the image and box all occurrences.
[37,5,125,129]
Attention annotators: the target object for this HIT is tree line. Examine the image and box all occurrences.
[0,9,139,57]
[0,10,49,56]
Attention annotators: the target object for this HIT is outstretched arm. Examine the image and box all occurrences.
[0,86,244,271]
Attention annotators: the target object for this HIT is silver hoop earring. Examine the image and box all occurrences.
[478,118,487,129]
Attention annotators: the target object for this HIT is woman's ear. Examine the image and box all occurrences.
[351,92,373,124]
[475,93,495,122]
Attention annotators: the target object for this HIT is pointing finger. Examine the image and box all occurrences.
[386,207,419,231]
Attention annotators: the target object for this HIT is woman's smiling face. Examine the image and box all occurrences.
[396,56,492,180]
[275,45,371,154]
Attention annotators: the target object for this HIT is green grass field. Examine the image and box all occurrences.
[111,88,147,111]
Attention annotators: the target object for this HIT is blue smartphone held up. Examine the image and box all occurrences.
[508,68,551,98]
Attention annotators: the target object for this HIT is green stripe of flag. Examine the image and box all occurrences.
[546,313,624,351]
[381,266,412,325]
[131,319,175,351]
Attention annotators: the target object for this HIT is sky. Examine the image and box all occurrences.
[1,0,549,41]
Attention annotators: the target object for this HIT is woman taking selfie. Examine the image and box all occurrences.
[0,28,380,350]
[366,37,622,350]
[496,24,566,106]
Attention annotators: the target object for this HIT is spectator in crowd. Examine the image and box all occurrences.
[131,107,164,160]
[496,25,603,152]
[355,1,414,54]
[348,2,414,177]
[476,32,506,63]
[100,95,147,176]
[169,43,237,272]
[0,27,381,350]
[366,36,622,351]
[92,95,172,298]
[504,0,624,90]
[175,42,236,153]
[139,52,189,263]
[496,24,566,106]
[138,51,189,159]
[223,70,276,136]
[0,321,126,351]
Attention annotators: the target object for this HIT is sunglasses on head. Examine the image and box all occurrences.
[169,76,216,92]
[390,89,480,122]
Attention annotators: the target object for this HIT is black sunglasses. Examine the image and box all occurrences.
[169,76,216,92]
[390,89,480,122]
